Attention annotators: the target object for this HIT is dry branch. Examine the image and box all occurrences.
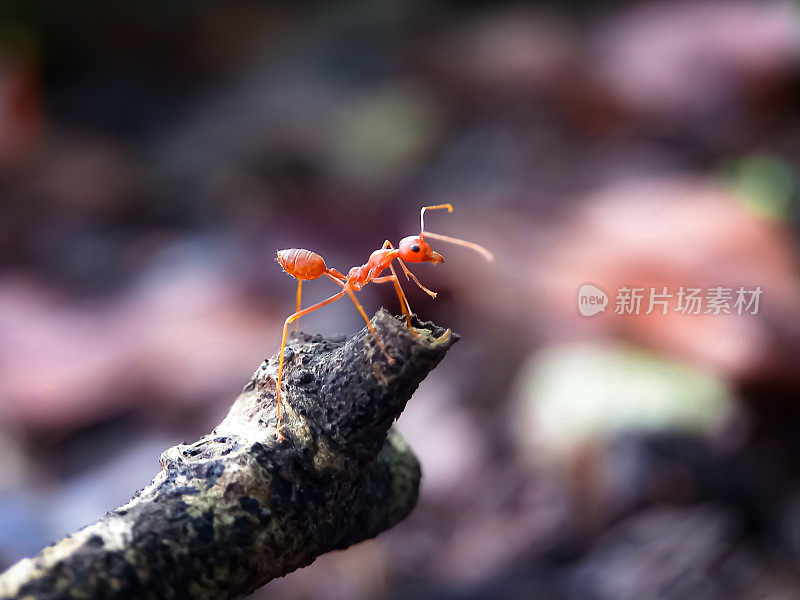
[0,310,457,600]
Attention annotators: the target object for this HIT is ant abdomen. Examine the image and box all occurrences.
[277,248,327,281]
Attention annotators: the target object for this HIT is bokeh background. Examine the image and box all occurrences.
[3,1,800,598]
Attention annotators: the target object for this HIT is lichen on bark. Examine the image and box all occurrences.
[0,309,457,600]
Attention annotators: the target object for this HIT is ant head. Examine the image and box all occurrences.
[398,235,444,263]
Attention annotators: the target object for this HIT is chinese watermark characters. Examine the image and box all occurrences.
[611,286,762,316]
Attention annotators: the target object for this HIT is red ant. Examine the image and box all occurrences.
[273,204,493,441]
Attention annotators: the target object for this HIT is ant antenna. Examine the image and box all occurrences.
[419,204,495,262]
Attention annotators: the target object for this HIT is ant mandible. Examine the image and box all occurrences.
[273,204,493,441]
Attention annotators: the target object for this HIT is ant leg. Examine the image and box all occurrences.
[345,289,394,364]
[380,241,414,325]
[373,272,415,332]
[289,273,342,337]
[376,240,415,329]
[397,258,437,298]
[388,262,415,328]
[326,266,394,362]
[326,271,400,355]
[289,280,303,334]
[327,268,347,281]
[296,280,303,313]
[324,272,346,286]
[275,289,347,441]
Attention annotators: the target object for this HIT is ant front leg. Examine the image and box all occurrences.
[373,274,418,336]
[380,240,415,331]
[397,257,437,299]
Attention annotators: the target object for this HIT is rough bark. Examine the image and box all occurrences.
[0,309,457,600]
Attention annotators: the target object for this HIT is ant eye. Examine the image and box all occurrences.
[411,245,420,252]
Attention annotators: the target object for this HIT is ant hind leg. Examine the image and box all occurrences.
[275,288,347,441]
[290,280,303,334]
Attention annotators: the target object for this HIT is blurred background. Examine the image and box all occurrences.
[3,1,800,598]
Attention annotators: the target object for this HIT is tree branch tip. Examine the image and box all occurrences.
[0,309,459,600]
